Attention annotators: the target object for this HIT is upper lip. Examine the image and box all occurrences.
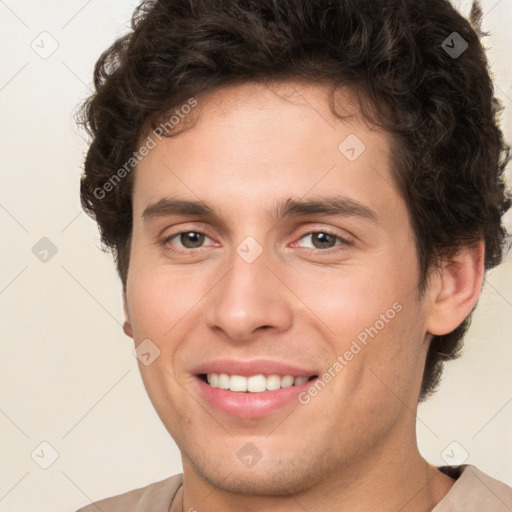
[192,358,319,378]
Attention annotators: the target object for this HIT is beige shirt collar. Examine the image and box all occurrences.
[78,464,512,511]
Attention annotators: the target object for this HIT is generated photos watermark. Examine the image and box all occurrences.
[298,301,403,405]
[93,97,198,200]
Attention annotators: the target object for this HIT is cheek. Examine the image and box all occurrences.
[126,260,209,340]
[325,309,425,440]
[288,259,413,343]
[290,259,424,398]
[348,299,426,412]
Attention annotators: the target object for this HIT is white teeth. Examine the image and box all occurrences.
[229,375,247,392]
[204,373,313,392]
[218,373,230,390]
[247,374,267,392]
[281,375,294,388]
[266,374,281,391]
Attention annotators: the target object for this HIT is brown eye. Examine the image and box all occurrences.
[310,232,337,249]
[178,232,206,248]
[164,231,212,251]
[298,232,342,250]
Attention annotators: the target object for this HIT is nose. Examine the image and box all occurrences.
[204,247,294,343]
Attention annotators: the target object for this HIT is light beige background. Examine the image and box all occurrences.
[0,1,511,511]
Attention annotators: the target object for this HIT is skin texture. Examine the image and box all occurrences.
[123,81,484,511]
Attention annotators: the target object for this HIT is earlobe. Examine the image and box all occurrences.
[425,241,485,336]
[122,289,134,338]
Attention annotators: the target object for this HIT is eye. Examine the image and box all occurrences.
[295,231,349,251]
[162,229,351,255]
[164,231,214,250]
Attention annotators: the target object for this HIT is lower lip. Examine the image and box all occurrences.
[195,376,317,419]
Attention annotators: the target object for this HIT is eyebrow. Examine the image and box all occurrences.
[142,196,378,223]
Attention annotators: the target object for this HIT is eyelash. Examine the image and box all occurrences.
[161,229,352,256]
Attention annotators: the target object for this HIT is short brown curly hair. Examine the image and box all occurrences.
[79,0,510,401]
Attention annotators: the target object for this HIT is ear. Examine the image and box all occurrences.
[122,288,134,338]
[425,241,485,336]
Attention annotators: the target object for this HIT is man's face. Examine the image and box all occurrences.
[125,81,431,494]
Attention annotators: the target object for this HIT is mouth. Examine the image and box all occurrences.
[192,360,320,418]
[195,373,319,418]
[198,373,318,392]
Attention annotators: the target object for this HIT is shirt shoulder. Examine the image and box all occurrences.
[75,473,183,512]
[434,465,512,511]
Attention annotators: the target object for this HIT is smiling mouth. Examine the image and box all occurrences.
[198,373,318,393]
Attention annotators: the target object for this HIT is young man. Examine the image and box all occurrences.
[77,0,511,510]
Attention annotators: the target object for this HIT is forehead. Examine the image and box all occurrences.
[132,80,402,223]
